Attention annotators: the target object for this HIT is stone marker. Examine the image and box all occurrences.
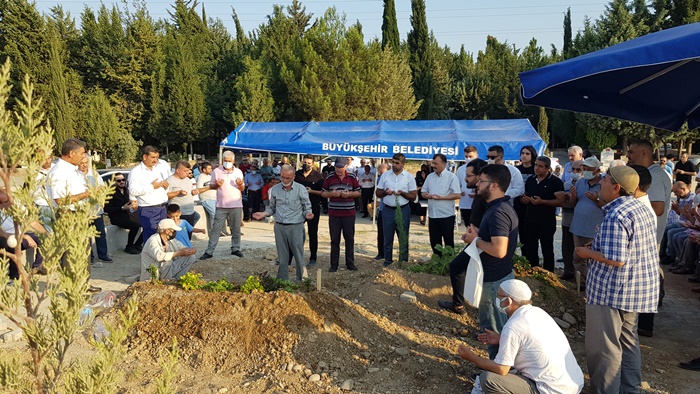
[400,291,417,303]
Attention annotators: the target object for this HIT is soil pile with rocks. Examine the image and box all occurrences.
[115,262,587,394]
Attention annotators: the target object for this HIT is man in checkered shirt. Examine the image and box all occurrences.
[575,165,659,394]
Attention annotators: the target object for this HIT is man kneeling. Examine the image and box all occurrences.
[457,279,583,394]
[140,218,197,281]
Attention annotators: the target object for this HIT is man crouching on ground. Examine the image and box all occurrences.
[140,218,197,281]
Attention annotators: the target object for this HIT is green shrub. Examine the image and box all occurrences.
[240,275,264,293]
[408,244,463,275]
[178,272,204,291]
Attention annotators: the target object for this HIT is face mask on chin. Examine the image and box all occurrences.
[223,162,233,170]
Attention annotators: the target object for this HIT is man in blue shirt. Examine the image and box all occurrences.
[244,164,264,221]
[575,165,659,393]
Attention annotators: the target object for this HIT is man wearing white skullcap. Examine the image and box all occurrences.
[458,279,584,394]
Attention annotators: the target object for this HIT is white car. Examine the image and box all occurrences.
[318,155,364,172]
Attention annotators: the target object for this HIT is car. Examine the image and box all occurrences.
[317,155,364,172]
[99,169,131,184]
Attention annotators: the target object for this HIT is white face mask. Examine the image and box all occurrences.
[571,172,582,181]
[495,296,510,315]
[464,157,474,165]
[223,162,233,170]
[583,170,595,180]
[251,170,258,175]
[486,159,496,165]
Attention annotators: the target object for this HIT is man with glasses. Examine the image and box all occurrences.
[105,173,143,254]
[568,156,605,284]
[376,153,417,267]
[462,164,519,359]
[486,145,524,204]
[421,153,461,256]
[560,160,583,281]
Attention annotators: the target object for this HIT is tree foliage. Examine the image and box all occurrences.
[381,0,400,51]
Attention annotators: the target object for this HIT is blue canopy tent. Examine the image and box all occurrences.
[519,22,700,131]
[220,119,546,161]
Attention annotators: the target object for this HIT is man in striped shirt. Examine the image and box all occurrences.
[322,157,361,272]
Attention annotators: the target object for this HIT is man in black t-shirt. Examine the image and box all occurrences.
[443,164,519,360]
[674,152,696,185]
[521,156,566,272]
[294,155,325,266]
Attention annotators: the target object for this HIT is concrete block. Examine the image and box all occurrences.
[0,329,24,342]
[400,291,417,303]
[105,225,129,254]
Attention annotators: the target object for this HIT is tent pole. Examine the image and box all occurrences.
[218,145,223,166]
[372,157,379,226]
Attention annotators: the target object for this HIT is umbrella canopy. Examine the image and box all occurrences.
[519,22,700,132]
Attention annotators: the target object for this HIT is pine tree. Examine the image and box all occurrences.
[537,107,550,147]
[45,19,79,147]
[231,7,248,45]
[232,56,275,126]
[381,0,400,51]
[287,0,313,37]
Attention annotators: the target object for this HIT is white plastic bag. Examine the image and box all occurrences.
[463,238,484,307]
[471,375,485,394]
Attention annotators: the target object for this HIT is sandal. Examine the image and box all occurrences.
[438,299,467,315]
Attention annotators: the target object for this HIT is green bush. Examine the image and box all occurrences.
[240,275,264,293]
[408,244,463,275]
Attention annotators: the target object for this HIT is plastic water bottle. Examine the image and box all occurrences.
[91,291,115,309]
[93,318,110,341]
[79,306,93,326]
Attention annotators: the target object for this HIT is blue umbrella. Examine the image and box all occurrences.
[519,22,700,132]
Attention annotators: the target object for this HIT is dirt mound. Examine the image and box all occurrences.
[116,262,588,393]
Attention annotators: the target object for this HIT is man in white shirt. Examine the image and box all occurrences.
[167,160,200,229]
[456,145,479,226]
[129,146,170,243]
[421,153,461,256]
[376,153,417,267]
[358,164,375,218]
[458,279,584,394]
[486,145,525,203]
[47,138,101,292]
[140,218,197,281]
[196,161,217,233]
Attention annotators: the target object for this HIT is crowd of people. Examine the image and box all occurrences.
[5,136,700,392]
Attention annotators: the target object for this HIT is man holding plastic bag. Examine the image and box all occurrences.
[442,164,519,360]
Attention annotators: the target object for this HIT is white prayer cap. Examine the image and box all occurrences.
[500,279,532,302]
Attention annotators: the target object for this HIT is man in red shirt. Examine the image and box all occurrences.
[322,157,361,272]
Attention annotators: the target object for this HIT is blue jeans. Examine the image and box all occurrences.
[92,215,109,259]
[478,271,515,359]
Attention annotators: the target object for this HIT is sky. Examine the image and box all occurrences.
[33,0,611,55]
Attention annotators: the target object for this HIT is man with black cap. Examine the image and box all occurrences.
[322,157,361,272]
[575,165,659,394]
[457,279,584,394]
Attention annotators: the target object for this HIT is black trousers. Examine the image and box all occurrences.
[248,189,262,216]
[428,216,455,256]
[376,210,384,258]
[460,209,472,227]
[361,188,374,215]
[522,220,556,271]
[561,225,575,277]
[329,215,355,267]
[307,205,320,261]
[449,250,470,308]
[109,215,143,247]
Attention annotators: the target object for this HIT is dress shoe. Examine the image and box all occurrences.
[346,264,358,271]
[373,254,384,261]
[328,265,338,273]
[307,260,316,267]
[88,285,102,293]
[689,276,700,283]
[438,299,467,315]
[679,357,700,371]
[231,250,244,258]
[98,256,114,263]
[199,253,213,260]
[672,267,694,275]
[556,258,564,263]
[637,328,653,337]
[691,287,700,293]
[383,260,393,267]
[559,274,575,282]
[136,244,143,252]
[32,266,48,275]
[124,245,140,255]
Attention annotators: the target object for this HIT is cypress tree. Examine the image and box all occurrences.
[563,8,572,59]
[381,0,400,51]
